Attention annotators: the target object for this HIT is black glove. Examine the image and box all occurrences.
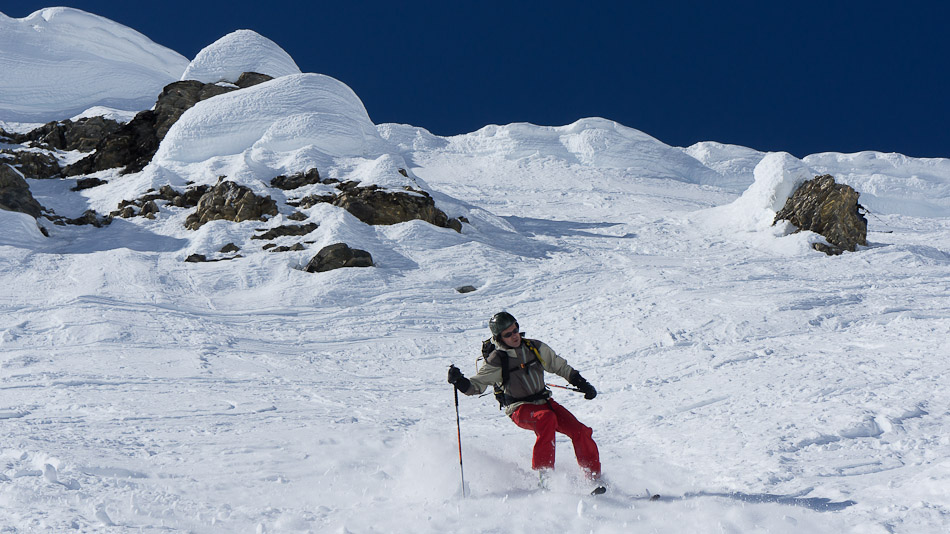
[447,365,471,392]
[569,370,597,400]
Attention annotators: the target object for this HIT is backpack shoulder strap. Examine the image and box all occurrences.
[523,339,546,366]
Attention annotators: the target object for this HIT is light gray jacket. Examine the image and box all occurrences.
[462,337,576,416]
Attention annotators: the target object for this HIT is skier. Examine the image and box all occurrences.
[448,311,604,492]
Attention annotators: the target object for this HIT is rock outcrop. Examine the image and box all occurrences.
[64,73,273,176]
[63,110,163,176]
[305,243,373,273]
[184,180,278,230]
[0,163,45,218]
[774,174,868,255]
[281,171,463,232]
[251,223,318,240]
[112,184,210,219]
[270,168,332,190]
[0,150,61,179]
[333,184,457,229]
[10,116,123,152]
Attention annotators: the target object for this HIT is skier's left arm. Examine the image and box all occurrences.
[536,341,597,400]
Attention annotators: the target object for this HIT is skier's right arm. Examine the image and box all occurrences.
[447,364,502,396]
[447,365,472,393]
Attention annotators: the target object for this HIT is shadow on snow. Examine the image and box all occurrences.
[503,216,635,240]
[676,491,857,512]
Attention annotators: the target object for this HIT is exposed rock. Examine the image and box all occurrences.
[333,185,461,231]
[163,184,211,208]
[284,181,462,231]
[251,223,318,240]
[184,180,278,230]
[65,73,273,176]
[49,209,112,228]
[289,193,335,209]
[305,243,373,273]
[270,168,327,190]
[456,285,477,294]
[0,163,45,218]
[140,200,160,219]
[773,174,868,255]
[115,206,136,218]
[111,184,211,219]
[235,72,274,89]
[268,243,306,252]
[72,178,107,191]
[151,80,236,140]
[0,150,62,179]
[287,211,308,221]
[219,243,240,253]
[11,116,123,152]
[185,253,242,263]
[64,109,161,176]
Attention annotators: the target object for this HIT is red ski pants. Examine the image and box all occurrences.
[509,399,601,477]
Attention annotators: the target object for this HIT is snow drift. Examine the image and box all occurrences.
[154,73,387,164]
[444,118,724,186]
[0,7,188,123]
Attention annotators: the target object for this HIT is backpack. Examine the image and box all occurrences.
[478,337,547,410]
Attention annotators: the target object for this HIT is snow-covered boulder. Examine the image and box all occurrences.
[155,73,388,164]
[0,163,45,218]
[773,175,868,255]
[740,152,816,219]
[692,152,825,254]
[185,180,279,230]
[0,8,188,122]
[305,243,373,273]
[180,30,301,84]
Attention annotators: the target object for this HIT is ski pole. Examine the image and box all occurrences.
[546,383,583,393]
[453,382,466,498]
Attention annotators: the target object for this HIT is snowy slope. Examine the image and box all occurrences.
[2,9,950,534]
[0,7,188,124]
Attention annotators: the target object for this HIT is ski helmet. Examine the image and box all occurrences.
[489,311,517,339]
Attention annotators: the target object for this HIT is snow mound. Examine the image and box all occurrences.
[804,151,950,217]
[682,141,767,193]
[738,151,815,218]
[0,8,188,122]
[446,118,722,185]
[180,29,301,84]
[154,73,387,164]
[0,210,47,247]
[377,123,450,152]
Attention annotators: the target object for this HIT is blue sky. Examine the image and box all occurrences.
[10,1,949,158]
